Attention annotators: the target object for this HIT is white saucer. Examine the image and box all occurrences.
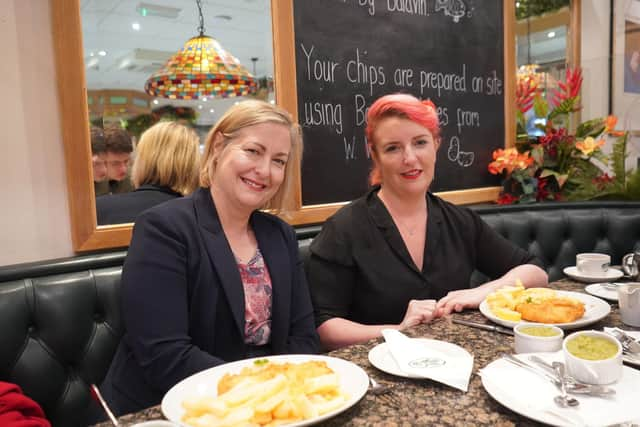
[368,338,471,378]
[585,283,621,301]
[563,266,623,283]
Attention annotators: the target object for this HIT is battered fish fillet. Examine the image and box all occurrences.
[515,297,585,323]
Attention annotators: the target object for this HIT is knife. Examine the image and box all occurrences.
[452,318,514,335]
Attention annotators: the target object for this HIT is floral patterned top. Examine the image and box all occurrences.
[237,249,272,345]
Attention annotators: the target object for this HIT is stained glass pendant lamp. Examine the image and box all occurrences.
[144,0,255,100]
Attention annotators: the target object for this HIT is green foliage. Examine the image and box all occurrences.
[516,0,570,20]
[122,105,198,138]
[576,118,606,139]
[611,133,628,185]
[532,94,549,120]
[548,97,579,122]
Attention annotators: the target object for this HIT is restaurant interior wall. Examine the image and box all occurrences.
[0,0,624,267]
[0,0,72,266]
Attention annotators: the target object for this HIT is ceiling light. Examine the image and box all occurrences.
[144,0,255,100]
[98,50,107,56]
[202,97,207,102]
[547,31,556,38]
[132,22,141,31]
[153,99,159,105]
[136,2,181,19]
[209,108,214,113]
[198,105,203,109]
[86,58,99,69]
[89,52,95,57]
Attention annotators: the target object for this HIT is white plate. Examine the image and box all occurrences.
[563,266,624,283]
[585,283,621,301]
[479,290,611,330]
[368,338,471,378]
[481,352,640,427]
[161,354,369,427]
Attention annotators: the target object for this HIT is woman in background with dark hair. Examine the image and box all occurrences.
[307,93,548,350]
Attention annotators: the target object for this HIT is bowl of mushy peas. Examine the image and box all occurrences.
[563,330,623,384]
[514,323,564,354]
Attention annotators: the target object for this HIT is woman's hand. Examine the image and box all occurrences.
[398,299,437,330]
[434,288,488,317]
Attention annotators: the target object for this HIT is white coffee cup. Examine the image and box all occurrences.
[576,253,610,276]
[618,283,640,327]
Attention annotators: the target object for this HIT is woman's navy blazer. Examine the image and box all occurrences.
[105,187,319,413]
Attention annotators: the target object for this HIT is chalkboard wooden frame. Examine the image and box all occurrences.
[280,0,516,226]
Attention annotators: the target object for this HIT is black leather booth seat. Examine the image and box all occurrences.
[472,201,640,281]
[0,260,124,426]
[1,202,639,426]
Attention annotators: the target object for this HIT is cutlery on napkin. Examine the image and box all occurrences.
[381,329,473,392]
[480,352,640,427]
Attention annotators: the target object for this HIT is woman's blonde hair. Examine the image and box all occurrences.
[132,121,200,195]
[200,100,302,213]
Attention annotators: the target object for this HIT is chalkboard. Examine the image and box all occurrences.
[294,0,505,205]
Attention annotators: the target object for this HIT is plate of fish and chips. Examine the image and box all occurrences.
[479,284,610,330]
[161,354,369,427]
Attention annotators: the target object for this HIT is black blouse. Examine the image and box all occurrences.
[307,187,542,326]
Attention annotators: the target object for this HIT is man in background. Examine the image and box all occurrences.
[91,127,108,196]
[95,126,134,196]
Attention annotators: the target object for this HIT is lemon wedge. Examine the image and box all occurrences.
[491,306,522,322]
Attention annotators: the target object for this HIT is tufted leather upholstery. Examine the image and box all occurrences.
[0,267,123,426]
[0,203,639,425]
[473,201,640,281]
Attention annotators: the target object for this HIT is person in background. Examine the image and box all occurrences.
[90,127,108,195]
[95,125,134,196]
[101,100,318,416]
[307,93,548,350]
[96,121,200,225]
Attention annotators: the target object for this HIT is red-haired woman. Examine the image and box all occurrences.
[307,93,548,350]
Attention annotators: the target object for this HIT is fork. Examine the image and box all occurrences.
[369,377,401,409]
[610,328,640,354]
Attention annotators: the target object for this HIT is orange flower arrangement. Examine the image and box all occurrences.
[488,67,633,204]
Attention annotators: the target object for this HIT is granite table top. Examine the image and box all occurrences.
[94,280,638,427]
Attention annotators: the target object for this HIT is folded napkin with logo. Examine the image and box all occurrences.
[479,352,640,427]
[381,329,473,391]
[0,381,51,427]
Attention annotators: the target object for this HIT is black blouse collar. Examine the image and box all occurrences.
[365,185,443,274]
[365,185,442,228]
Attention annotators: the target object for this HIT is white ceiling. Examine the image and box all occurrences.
[80,0,274,125]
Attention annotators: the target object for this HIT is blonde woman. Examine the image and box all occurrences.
[96,121,200,224]
[101,101,318,416]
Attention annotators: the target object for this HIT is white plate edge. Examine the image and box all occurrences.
[563,266,624,283]
[160,354,369,427]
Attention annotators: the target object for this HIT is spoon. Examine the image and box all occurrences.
[552,362,580,408]
[528,355,615,396]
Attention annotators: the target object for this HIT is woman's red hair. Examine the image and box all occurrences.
[366,93,441,185]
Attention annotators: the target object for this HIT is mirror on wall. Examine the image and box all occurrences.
[81,0,275,225]
[515,0,572,128]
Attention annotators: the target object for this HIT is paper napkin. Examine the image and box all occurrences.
[381,329,473,392]
[479,352,640,427]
